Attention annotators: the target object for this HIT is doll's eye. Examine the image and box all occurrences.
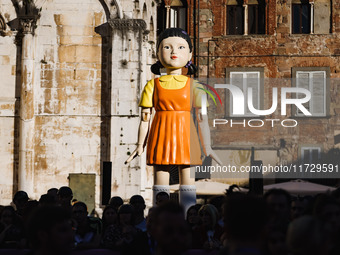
[164,46,170,49]
[179,46,185,49]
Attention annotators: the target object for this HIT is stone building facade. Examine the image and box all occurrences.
[187,0,340,184]
[0,0,158,209]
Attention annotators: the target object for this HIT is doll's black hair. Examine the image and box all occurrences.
[151,28,197,75]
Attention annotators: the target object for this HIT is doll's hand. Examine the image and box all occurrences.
[125,145,144,164]
[204,146,223,166]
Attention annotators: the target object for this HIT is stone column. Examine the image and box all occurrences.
[243,0,248,35]
[310,2,314,34]
[18,16,38,195]
[108,19,150,201]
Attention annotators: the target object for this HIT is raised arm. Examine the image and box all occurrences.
[125,107,151,164]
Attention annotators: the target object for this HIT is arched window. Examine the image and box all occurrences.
[157,0,187,35]
[226,0,266,35]
[291,0,331,34]
[292,0,311,34]
[150,16,155,40]
[248,0,266,34]
[143,3,147,20]
[0,13,6,36]
[227,0,244,35]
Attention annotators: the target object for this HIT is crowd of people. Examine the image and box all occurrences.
[0,185,340,255]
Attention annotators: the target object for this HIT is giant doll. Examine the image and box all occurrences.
[126,28,221,213]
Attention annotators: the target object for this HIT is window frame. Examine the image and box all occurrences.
[157,0,187,36]
[290,0,332,35]
[292,67,330,117]
[225,0,266,35]
[225,67,265,117]
[248,3,266,34]
[227,4,245,35]
[292,2,311,34]
[169,6,187,29]
[297,145,322,178]
[300,146,321,164]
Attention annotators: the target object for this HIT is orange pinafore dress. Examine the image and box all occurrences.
[146,77,202,166]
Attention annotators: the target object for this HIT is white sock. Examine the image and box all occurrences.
[179,185,196,217]
[152,185,170,206]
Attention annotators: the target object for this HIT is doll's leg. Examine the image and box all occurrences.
[152,165,170,206]
[178,166,196,217]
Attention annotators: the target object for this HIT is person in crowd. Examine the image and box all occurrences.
[22,200,39,225]
[155,192,170,206]
[286,215,330,255]
[100,205,119,249]
[117,204,134,227]
[71,201,101,250]
[186,204,201,232]
[47,188,58,202]
[313,194,340,255]
[264,223,289,255]
[39,194,57,207]
[12,191,29,218]
[264,189,291,225]
[221,193,267,255]
[26,206,74,255]
[123,206,158,255]
[109,196,124,212]
[209,196,225,227]
[0,206,25,248]
[130,195,147,232]
[153,201,189,255]
[102,205,118,231]
[313,194,340,233]
[57,187,73,212]
[192,204,223,250]
[290,196,307,220]
[102,204,138,251]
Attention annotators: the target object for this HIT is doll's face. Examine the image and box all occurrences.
[157,36,192,71]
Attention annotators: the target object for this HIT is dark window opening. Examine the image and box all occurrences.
[292,3,311,34]
[248,4,265,34]
[227,5,244,35]
[157,0,187,36]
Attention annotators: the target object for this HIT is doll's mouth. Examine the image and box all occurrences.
[171,56,178,59]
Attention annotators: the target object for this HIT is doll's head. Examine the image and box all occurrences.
[151,28,197,75]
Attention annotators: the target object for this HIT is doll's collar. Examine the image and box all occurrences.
[159,75,188,82]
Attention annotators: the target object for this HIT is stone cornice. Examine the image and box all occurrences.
[108,19,147,31]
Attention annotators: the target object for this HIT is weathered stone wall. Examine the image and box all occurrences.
[188,0,340,184]
[0,2,19,204]
[0,0,157,206]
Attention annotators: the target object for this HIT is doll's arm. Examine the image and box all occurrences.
[125,107,151,164]
[197,108,223,166]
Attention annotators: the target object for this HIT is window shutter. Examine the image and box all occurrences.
[314,1,331,34]
[296,72,310,114]
[301,147,321,164]
[311,72,326,116]
[311,149,320,162]
[303,149,311,163]
[230,73,244,88]
[246,72,260,115]
[170,8,177,27]
[230,73,244,115]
